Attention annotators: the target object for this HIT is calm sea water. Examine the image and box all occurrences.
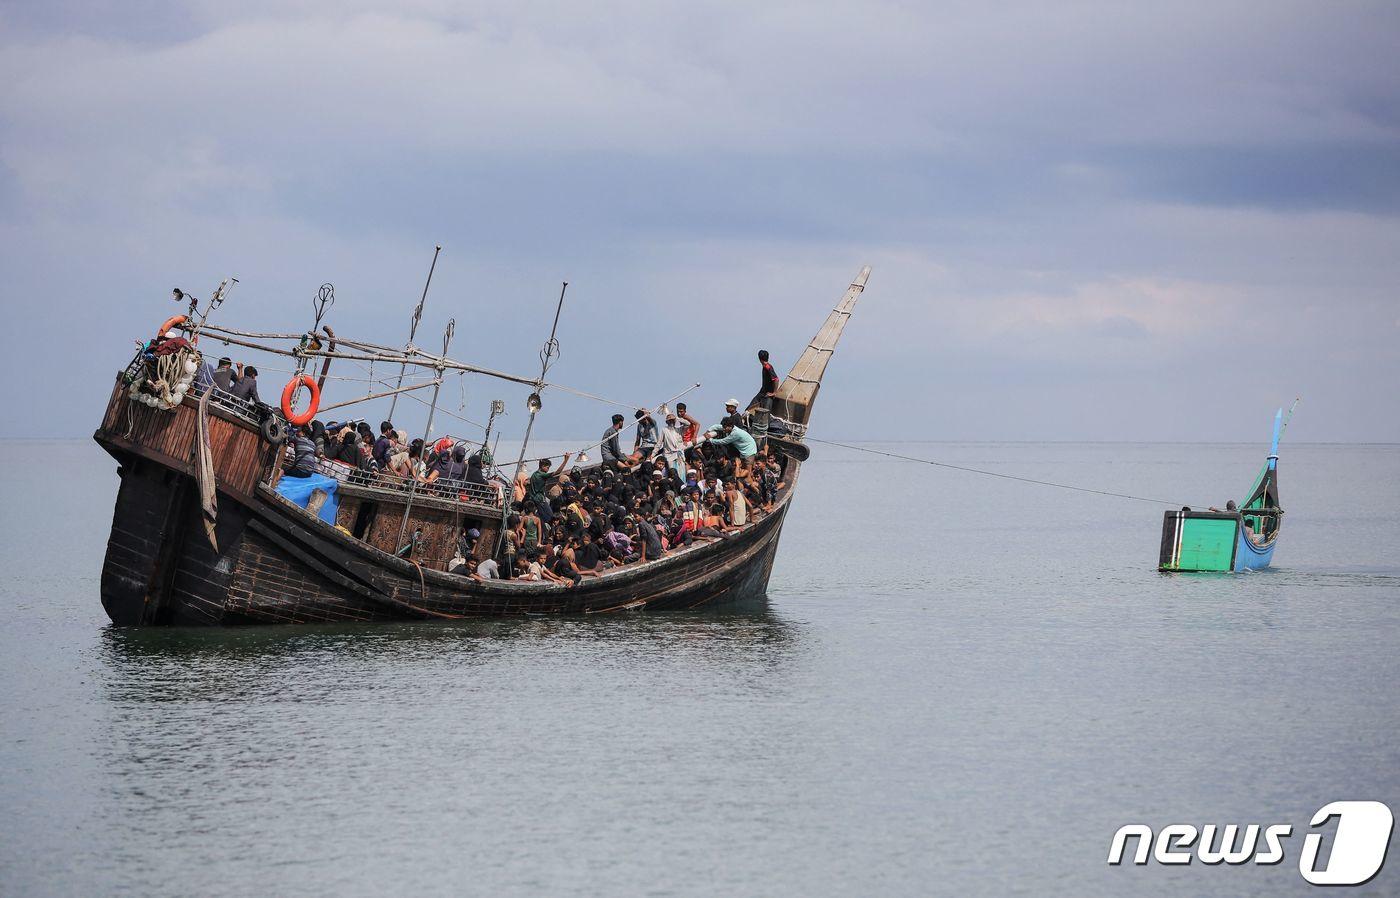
[2,439,1397,896]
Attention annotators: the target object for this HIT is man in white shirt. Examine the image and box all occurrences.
[473,557,500,581]
[660,413,686,477]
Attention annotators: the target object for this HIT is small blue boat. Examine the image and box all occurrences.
[1159,407,1288,573]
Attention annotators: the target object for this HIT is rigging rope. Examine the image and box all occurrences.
[804,437,1197,507]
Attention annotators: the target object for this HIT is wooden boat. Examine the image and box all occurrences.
[1158,408,1287,573]
[93,268,871,625]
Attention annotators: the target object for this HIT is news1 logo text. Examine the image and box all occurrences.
[1108,801,1393,886]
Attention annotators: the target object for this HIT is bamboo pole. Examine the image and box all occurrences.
[315,379,442,415]
[397,319,454,553]
[389,245,441,421]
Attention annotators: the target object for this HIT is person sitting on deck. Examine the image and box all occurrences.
[372,421,395,469]
[634,409,658,461]
[600,524,638,564]
[550,544,585,587]
[752,454,775,509]
[334,429,363,468]
[465,452,488,486]
[356,421,376,450]
[525,453,572,524]
[574,530,605,573]
[456,527,480,561]
[473,556,500,581]
[704,415,758,475]
[285,425,318,478]
[601,414,627,468]
[634,513,666,562]
[228,365,261,405]
[562,538,602,579]
[724,477,749,527]
[427,444,468,484]
[387,438,424,481]
[520,549,544,581]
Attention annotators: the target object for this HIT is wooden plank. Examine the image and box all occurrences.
[773,266,870,424]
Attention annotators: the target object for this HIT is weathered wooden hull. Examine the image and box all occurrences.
[96,420,793,626]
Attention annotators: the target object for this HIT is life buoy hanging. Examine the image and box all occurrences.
[156,314,197,344]
[281,375,320,426]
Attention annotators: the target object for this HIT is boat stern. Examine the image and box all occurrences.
[1158,510,1240,572]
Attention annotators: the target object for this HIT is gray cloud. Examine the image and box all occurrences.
[2,1,1397,442]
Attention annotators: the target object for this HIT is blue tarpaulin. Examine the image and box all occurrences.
[274,473,340,524]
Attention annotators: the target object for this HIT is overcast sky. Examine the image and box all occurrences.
[3,1,1397,444]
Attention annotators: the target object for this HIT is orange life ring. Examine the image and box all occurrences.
[281,375,320,426]
[156,314,196,344]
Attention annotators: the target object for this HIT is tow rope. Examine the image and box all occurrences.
[805,437,1197,507]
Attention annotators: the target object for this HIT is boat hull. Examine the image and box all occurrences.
[97,443,793,625]
[1233,527,1276,571]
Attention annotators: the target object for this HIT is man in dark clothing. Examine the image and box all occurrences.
[575,531,603,571]
[636,516,665,562]
[229,365,260,404]
[748,349,779,414]
[372,421,395,468]
[212,357,237,392]
[526,453,571,524]
[601,414,626,467]
[550,547,583,587]
[430,445,468,483]
[335,430,367,470]
[634,409,658,461]
[285,426,318,477]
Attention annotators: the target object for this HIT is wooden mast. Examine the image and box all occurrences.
[773,266,871,426]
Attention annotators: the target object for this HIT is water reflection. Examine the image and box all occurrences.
[95,599,803,705]
[86,598,808,890]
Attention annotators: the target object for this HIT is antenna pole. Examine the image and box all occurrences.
[397,318,454,552]
[388,245,441,422]
[498,282,569,555]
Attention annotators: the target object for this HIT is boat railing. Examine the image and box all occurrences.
[295,453,505,509]
[120,355,277,431]
[188,379,278,429]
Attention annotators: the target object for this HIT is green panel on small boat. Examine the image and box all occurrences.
[1174,517,1237,571]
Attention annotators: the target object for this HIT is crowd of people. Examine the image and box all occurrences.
[281,416,502,499]
[273,349,789,585]
[474,401,787,584]
[195,356,263,405]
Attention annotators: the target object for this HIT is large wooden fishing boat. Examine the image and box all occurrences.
[1158,406,1290,573]
[93,268,871,625]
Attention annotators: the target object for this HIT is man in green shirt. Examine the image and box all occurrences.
[705,416,757,474]
[525,452,572,524]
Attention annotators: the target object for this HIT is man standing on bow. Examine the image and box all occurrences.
[750,349,779,412]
